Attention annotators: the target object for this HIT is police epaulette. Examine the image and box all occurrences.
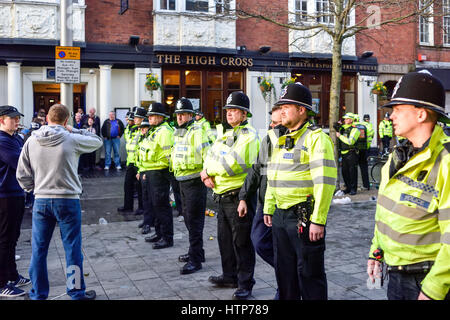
[307,124,320,131]
[443,141,450,153]
[241,127,249,134]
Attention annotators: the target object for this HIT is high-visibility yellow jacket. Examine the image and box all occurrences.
[124,124,139,166]
[263,122,337,226]
[369,125,450,300]
[379,119,393,138]
[171,120,210,181]
[196,117,216,144]
[338,124,360,155]
[136,122,174,172]
[203,121,260,195]
[363,120,374,149]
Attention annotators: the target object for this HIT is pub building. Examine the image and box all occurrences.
[0,0,378,139]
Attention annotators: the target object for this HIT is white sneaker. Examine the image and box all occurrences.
[104,166,109,170]
[116,166,122,170]
[15,255,20,261]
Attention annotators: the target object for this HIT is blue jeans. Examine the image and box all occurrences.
[104,138,121,168]
[29,198,86,300]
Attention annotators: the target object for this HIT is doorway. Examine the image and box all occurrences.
[33,83,86,116]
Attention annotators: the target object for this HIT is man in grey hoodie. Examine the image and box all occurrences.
[16,104,102,300]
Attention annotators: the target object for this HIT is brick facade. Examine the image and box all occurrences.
[85,0,153,45]
[236,0,288,53]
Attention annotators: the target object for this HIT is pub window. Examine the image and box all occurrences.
[160,0,176,10]
[342,75,355,115]
[295,0,308,22]
[216,0,230,14]
[419,0,432,44]
[444,0,450,45]
[186,0,209,12]
[316,0,334,24]
[119,0,128,15]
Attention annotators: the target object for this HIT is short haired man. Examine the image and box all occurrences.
[0,105,30,298]
[101,111,125,170]
[263,83,337,300]
[201,91,260,300]
[379,112,393,155]
[367,71,450,300]
[17,104,103,300]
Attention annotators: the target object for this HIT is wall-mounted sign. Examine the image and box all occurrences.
[156,54,254,67]
[55,46,80,84]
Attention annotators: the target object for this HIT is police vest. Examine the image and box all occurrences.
[137,122,174,172]
[264,122,337,225]
[339,125,357,151]
[354,122,368,150]
[203,122,260,195]
[125,125,139,165]
[171,122,210,181]
[370,125,450,300]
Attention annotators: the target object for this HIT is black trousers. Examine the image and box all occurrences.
[141,176,154,227]
[272,207,327,300]
[179,177,207,265]
[381,137,391,153]
[251,204,274,268]
[0,196,25,287]
[123,164,143,210]
[146,169,173,242]
[342,150,358,192]
[217,192,256,290]
[357,148,370,189]
[387,271,450,300]
[171,176,183,217]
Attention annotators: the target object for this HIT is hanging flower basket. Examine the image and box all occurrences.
[145,73,162,96]
[259,76,275,99]
[370,81,388,96]
[281,77,296,89]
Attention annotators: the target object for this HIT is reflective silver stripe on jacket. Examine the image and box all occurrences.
[176,172,201,181]
[377,194,438,221]
[268,179,314,188]
[376,220,441,245]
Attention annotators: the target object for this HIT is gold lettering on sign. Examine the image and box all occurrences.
[157,54,164,64]
[208,56,216,65]
[199,56,208,65]
[174,55,181,64]
[221,57,228,65]
[186,56,195,65]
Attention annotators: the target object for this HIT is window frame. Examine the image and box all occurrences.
[316,0,334,25]
[443,0,450,46]
[418,0,434,46]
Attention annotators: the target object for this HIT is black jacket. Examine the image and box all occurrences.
[101,119,125,139]
[239,125,287,206]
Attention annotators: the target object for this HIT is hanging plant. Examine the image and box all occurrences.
[281,77,296,89]
[259,76,275,99]
[370,81,388,97]
[145,73,162,97]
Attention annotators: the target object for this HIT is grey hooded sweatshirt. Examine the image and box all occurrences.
[16,125,103,199]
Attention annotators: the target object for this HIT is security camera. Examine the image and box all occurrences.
[89,69,95,74]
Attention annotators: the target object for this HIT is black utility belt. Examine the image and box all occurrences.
[212,188,240,202]
[387,261,434,274]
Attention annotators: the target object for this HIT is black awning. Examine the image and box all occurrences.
[417,68,450,90]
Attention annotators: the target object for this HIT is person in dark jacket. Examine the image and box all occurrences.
[0,105,30,298]
[237,105,286,299]
[101,111,125,170]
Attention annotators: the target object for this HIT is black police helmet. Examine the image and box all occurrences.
[380,71,449,123]
[174,97,195,114]
[275,83,315,114]
[363,114,370,120]
[223,91,252,118]
[139,118,150,127]
[126,111,135,121]
[134,107,147,118]
[194,108,204,116]
[147,102,169,118]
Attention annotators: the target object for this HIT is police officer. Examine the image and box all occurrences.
[201,91,260,300]
[336,113,360,195]
[135,117,153,234]
[171,98,210,275]
[237,105,286,300]
[263,83,337,300]
[367,71,450,300]
[138,103,174,249]
[379,112,393,155]
[118,111,144,214]
[363,114,375,150]
[353,114,370,190]
[194,108,216,144]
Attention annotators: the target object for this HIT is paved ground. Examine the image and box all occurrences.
[9,168,387,301]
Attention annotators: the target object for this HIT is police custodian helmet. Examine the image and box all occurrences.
[381,70,449,123]
[134,107,147,119]
[146,102,169,118]
[275,82,315,114]
[223,91,252,118]
[174,97,195,114]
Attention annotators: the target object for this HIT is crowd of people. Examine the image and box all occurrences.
[0,71,448,301]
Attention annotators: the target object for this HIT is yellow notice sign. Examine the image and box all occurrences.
[55,46,80,60]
